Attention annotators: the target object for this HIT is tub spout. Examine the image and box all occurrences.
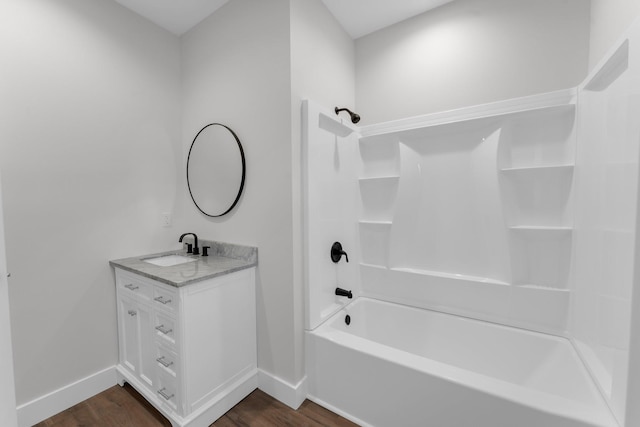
[335,287,353,299]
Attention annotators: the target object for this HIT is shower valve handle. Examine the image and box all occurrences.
[331,242,349,263]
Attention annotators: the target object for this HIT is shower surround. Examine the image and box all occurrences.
[303,21,640,427]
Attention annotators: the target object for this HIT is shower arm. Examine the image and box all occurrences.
[335,107,361,124]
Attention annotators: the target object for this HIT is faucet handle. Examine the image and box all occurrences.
[185,243,193,254]
[202,246,210,257]
[331,242,349,263]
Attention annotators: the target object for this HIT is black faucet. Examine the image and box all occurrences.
[179,233,200,255]
[335,287,353,299]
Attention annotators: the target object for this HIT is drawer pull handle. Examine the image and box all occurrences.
[154,296,172,305]
[124,284,139,291]
[127,310,137,317]
[157,388,174,401]
[155,324,173,335]
[156,356,174,368]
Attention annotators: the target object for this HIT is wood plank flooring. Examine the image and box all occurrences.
[35,384,359,427]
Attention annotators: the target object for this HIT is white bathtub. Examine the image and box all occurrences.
[306,297,618,427]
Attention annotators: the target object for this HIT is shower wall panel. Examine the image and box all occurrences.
[572,36,640,426]
[389,125,507,282]
[358,91,577,335]
[303,100,361,330]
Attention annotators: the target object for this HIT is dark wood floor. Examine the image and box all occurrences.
[35,383,359,427]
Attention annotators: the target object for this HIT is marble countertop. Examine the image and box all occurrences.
[110,240,257,287]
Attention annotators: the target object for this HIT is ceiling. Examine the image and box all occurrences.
[113,0,230,35]
[113,0,455,38]
[321,0,454,39]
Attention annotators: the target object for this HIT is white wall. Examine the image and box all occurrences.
[0,0,181,407]
[179,0,298,385]
[290,0,355,380]
[355,0,590,125]
[291,0,355,112]
[0,169,17,426]
[589,0,640,71]
[0,0,353,412]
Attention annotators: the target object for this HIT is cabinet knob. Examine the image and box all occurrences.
[124,284,139,291]
[127,310,137,317]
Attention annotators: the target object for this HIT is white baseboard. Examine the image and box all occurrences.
[16,366,117,427]
[16,366,307,425]
[257,369,307,410]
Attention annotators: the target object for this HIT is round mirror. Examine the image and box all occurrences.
[187,123,246,217]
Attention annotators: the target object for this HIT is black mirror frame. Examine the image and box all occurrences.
[186,123,246,218]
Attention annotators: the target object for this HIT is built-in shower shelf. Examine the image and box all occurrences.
[509,226,573,232]
[359,220,393,226]
[360,262,388,270]
[516,284,570,293]
[359,175,400,183]
[500,164,574,174]
[391,267,509,286]
[508,226,574,241]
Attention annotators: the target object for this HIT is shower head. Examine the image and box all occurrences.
[335,107,361,124]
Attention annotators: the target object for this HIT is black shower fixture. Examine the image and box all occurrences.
[335,107,361,124]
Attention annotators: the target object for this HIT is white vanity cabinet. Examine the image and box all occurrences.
[114,266,257,427]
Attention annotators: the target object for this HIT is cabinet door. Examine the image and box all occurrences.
[137,302,155,388]
[118,296,155,389]
[118,296,140,375]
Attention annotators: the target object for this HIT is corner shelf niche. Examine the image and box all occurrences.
[508,226,573,290]
[359,135,400,179]
[359,221,392,268]
[500,164,574,227]
[497,104,576,170]
[496,103,576,291]
[359,176,400,222]
[358,136,401,267]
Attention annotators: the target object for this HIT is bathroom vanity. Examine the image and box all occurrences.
[110,241,257,427]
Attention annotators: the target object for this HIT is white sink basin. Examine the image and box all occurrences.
[142,254,198,267]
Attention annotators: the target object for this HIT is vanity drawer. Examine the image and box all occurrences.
[154,312,177,347]
[156,370,180,412]
[116,270,153,301]
[155,344,178,378]
[153,285,177,312]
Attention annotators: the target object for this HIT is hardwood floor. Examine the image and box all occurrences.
[35,384,359,427]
